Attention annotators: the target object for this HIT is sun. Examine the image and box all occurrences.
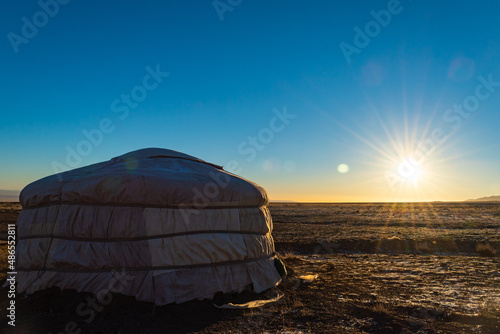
[325,101,451,200]
[397,159,423,186]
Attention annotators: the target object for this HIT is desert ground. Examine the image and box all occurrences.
[1,202,499,333]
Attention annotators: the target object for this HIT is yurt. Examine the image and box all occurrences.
[16,148,283,305]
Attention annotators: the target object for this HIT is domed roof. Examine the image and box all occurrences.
[21,148,268,209]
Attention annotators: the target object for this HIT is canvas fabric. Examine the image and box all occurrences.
[16,148,282,304]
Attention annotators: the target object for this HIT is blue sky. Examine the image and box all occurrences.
[1,0,499,202]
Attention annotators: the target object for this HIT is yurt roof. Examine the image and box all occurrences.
[20,148,268,209]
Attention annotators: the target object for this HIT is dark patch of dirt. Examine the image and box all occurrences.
[1,202,499,333]
[0,202,20,242]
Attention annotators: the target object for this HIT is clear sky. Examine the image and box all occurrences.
[1,0,499,202]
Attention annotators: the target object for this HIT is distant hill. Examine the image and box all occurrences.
[465,195,500,202]
[0,189,20,202]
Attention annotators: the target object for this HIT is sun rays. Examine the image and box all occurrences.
[321,95,465,202]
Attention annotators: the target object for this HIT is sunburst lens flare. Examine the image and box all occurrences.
[397,159,422,185]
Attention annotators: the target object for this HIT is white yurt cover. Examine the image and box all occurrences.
[16,148,282,304]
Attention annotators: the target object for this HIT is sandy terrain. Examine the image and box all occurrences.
[0,202,499,333]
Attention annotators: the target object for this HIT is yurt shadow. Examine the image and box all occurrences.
[1,285,283,333]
